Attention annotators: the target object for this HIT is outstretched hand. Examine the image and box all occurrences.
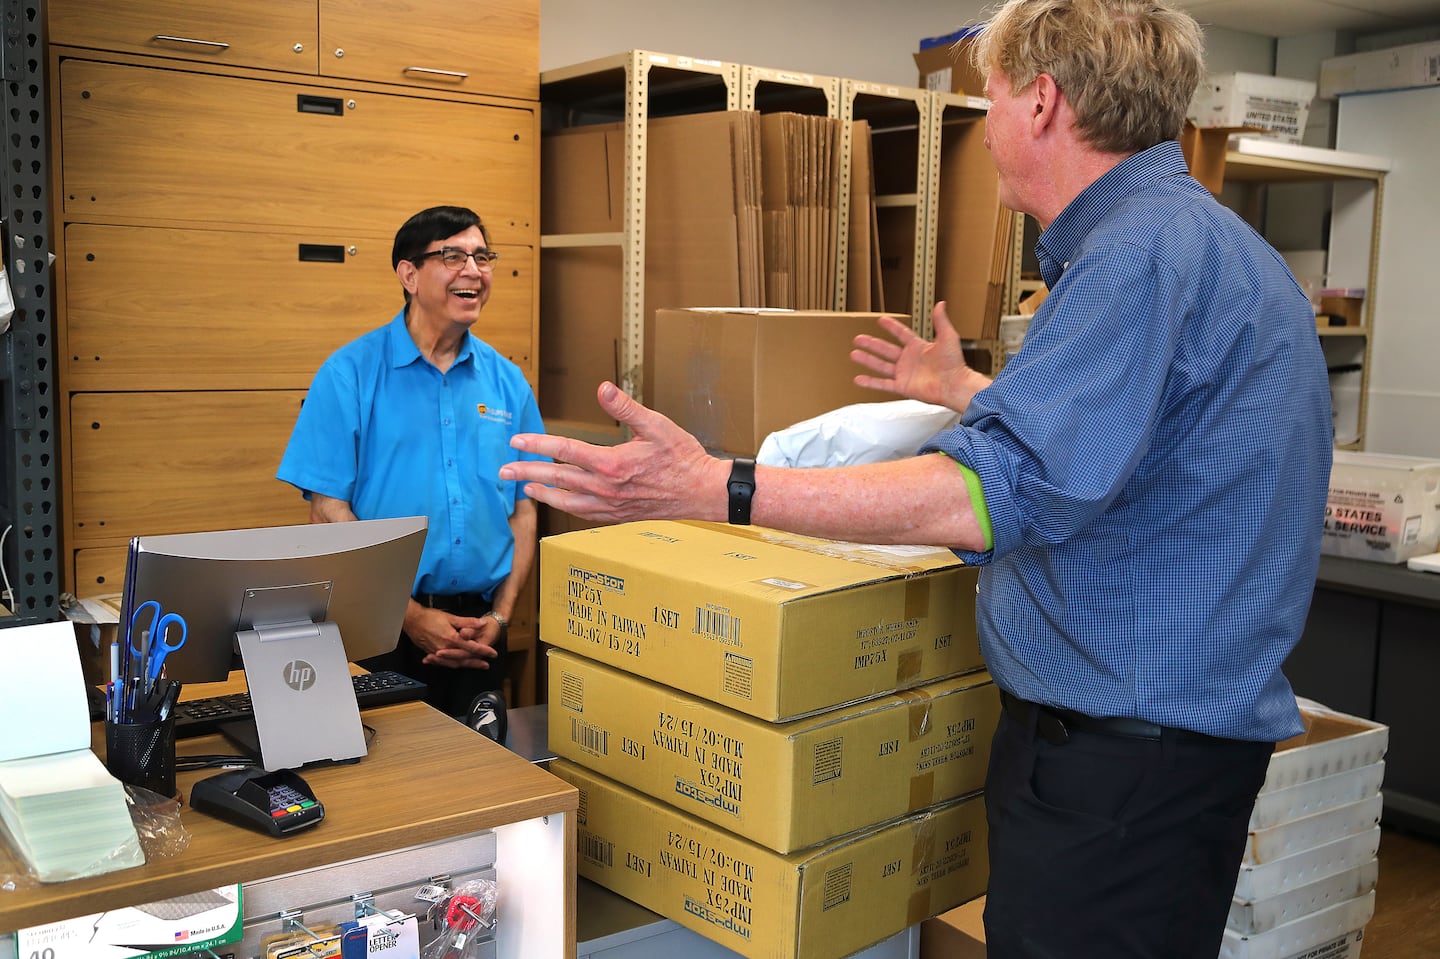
[500,382,727,524]
[850,301,990,414]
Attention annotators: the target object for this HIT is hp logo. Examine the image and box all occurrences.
[284,660,318,691]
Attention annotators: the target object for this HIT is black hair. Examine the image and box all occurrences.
[390,205,491,270]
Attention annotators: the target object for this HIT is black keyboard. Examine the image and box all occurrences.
[172,670,428,739]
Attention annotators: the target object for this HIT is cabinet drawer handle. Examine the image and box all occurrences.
[297,94,345,116]
[298,244,346,263]
[404,67,469,80]
[152,35,231,51]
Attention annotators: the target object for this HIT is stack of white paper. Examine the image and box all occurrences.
[0,621,144,881]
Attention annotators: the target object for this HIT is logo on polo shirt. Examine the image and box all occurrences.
[477,403,514,425]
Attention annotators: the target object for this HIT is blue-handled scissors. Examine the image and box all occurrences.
[130,600,188,686]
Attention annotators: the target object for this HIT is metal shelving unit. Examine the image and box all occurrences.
[838,78,932,322]
[540,51,739,430]
[1223,137,1389,450]
[539,54,1028,438]
[1,0,61,623]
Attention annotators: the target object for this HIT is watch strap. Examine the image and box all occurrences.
[727,457,756,525]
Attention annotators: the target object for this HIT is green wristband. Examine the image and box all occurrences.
[955,461,994,551]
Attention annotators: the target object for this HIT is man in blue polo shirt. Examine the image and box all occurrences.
[279,205,547,718]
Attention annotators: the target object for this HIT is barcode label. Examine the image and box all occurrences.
[580,831,614,868]
[571,717,609,755]
[695,606,741,643]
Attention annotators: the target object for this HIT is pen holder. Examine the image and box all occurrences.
[105,711,178,800]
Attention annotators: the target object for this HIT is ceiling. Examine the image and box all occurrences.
[1174,0,1440,37]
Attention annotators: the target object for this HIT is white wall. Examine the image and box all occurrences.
[540,0,1272,86]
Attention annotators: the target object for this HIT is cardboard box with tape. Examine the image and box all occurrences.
[554,758,989,959]
[539,520,983,722]
[548,648,999,852]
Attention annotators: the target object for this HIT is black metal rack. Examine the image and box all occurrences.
[1,0,61,622]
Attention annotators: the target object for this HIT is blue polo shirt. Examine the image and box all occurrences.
[922,141,1332,741]
[278,311,548,598]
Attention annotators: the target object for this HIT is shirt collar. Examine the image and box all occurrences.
[1035,140,1191,288]
[386,308,476,369]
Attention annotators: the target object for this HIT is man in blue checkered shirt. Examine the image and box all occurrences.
[504,2,1332,954]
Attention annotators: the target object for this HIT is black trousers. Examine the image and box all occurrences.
[359,592,507,719]
[983,694,1274,959]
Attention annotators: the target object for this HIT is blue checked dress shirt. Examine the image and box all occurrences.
[922,140,1332,740]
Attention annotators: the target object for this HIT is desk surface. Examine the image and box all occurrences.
[1317,554,1440,608]
[0,688,577,934]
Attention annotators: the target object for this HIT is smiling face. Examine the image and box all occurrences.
[397,225,493,331]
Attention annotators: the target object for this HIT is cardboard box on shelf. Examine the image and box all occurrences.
[650,307,898,456]
[920,896,986,959]
[539,112,763,426]
[931,115,1011,340]
[553,758,989,959]
[538,520,983,722]
[1187,72,1316,144]
[1320,40,1440,98]
[914,27,985,97]
[1318,292,1364,327]
[548,649,999,852]
[1179,121,1243,195]
[1322,451,1440,564]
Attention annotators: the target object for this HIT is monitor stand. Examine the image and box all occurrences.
[233,619,368,770]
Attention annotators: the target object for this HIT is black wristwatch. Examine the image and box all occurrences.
[727,457,756,525]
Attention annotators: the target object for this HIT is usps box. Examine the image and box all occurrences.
[1220,891,1372,959]
[539,521,982,721]
[1322,451,1440,564]
[553,758,988,959]
[1227,859,1377,936]
[1187,72,1316,143]
[1234,827,1381,903]
[548,648,999,852]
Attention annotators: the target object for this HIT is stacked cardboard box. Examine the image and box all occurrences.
[1223,703,1388,959]
[542,520,993,959]
[540,111,764,427]
[759,112,843,310]
[649,307,903,457]
[931,111,1014,340]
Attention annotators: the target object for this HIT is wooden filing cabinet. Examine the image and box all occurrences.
[47,3,544,702]
[63,224,535,390]
[67,390,312,543]
[46,0,539,99]
[56,60,538,245]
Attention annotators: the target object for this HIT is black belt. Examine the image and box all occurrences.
[415,592,489,613]
[1000,689,1168,745]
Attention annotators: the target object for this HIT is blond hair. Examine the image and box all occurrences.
[972,0,1204,154]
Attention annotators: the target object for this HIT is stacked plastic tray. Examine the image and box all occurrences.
[1222,701,1389,959]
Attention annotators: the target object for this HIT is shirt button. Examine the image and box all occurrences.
[454,538,462,546]
[443,418,451,426]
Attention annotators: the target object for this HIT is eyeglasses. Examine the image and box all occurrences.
[414,247,500,272]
